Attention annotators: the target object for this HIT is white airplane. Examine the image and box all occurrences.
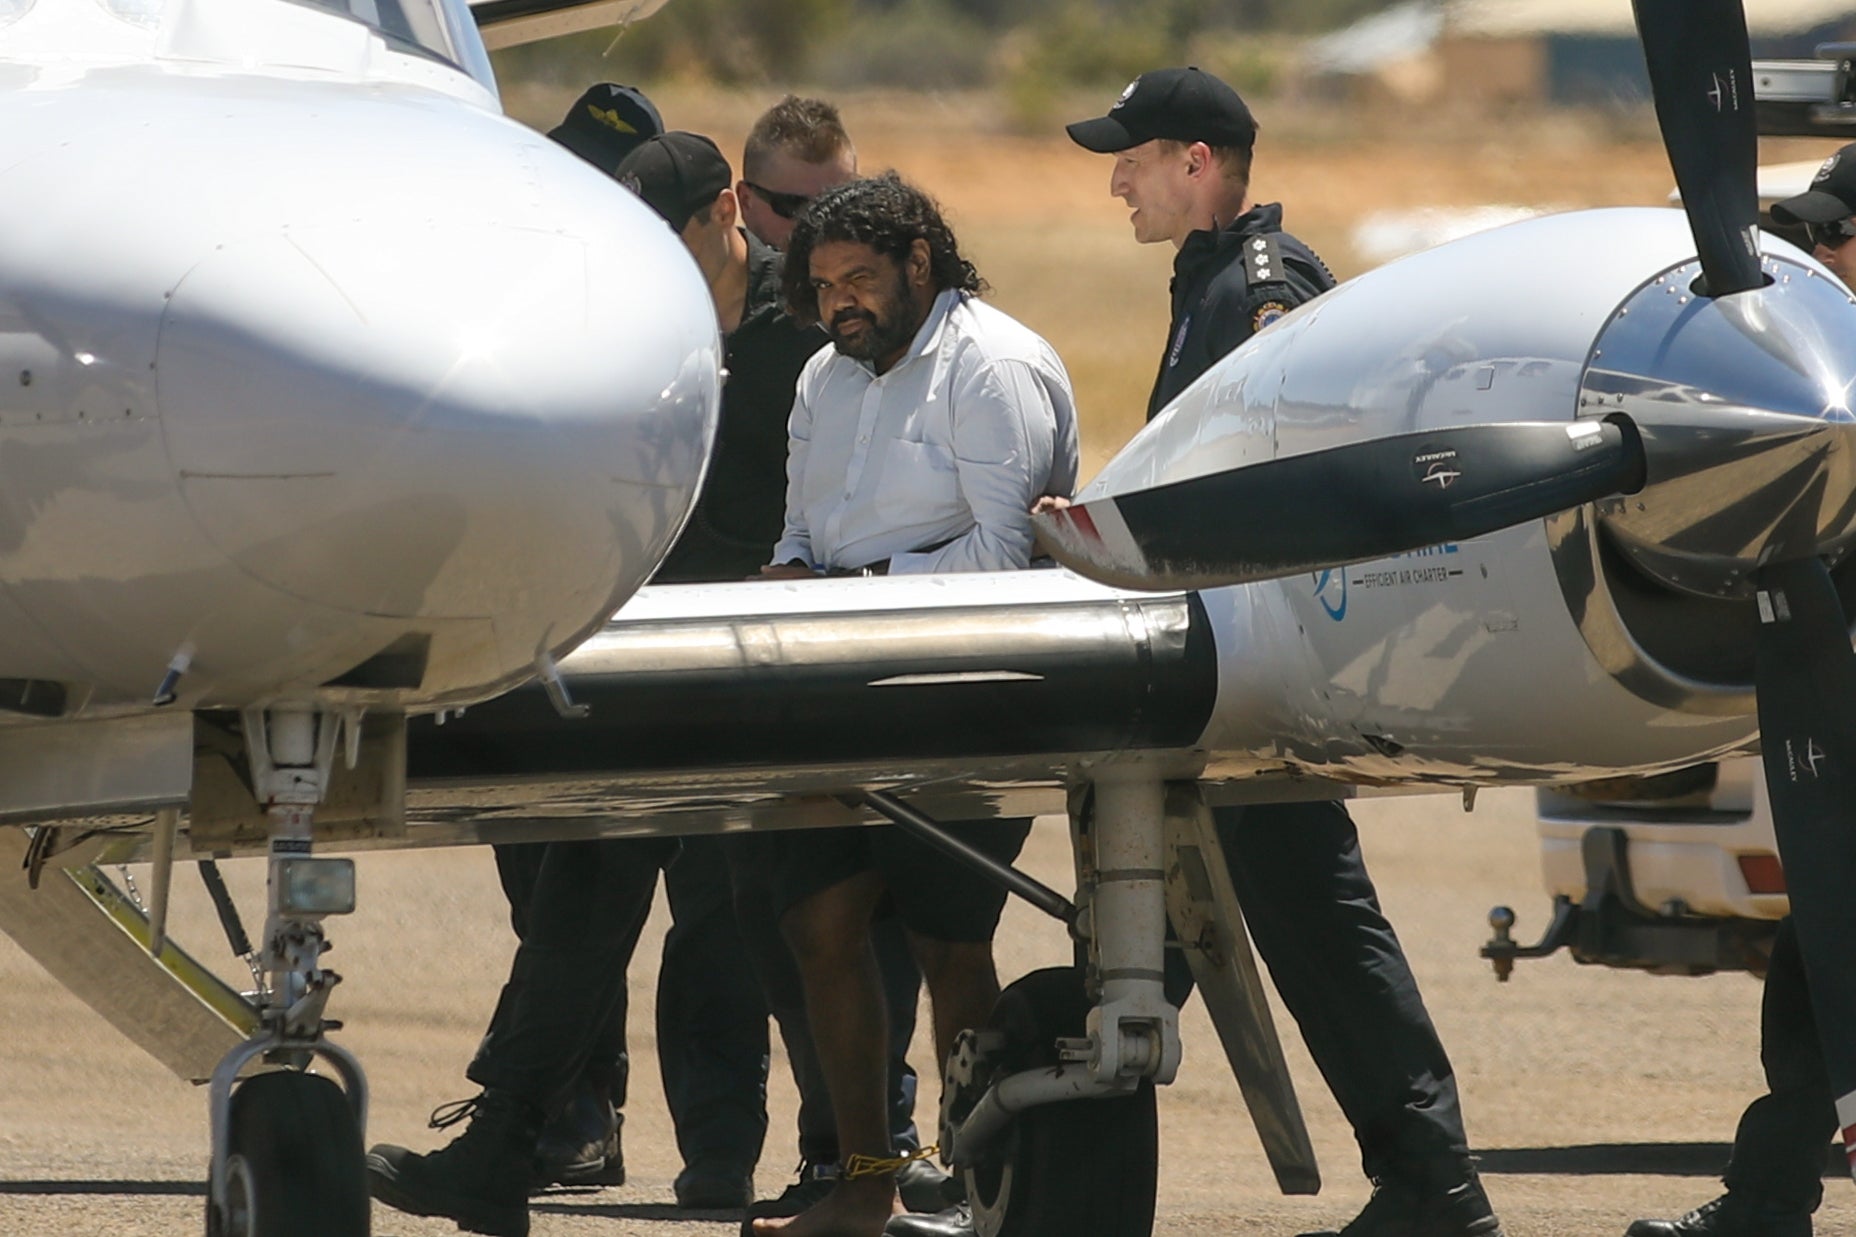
[0,0,719,1232]
[7,2,1856,1237]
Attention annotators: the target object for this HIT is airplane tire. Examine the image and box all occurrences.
[961,967,1159,1237]
[208,1071,370,1237]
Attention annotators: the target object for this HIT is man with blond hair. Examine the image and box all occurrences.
[738,95,858,250]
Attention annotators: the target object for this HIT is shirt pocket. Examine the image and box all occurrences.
[883,436,958,476]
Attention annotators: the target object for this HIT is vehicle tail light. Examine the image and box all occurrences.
[1737,852,1787,895]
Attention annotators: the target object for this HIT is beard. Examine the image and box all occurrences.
[824,270,920,363]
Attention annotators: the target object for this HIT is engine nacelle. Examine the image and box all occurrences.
[1551,248,1856,712]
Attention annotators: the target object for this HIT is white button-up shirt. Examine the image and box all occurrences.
[772,289,1079,574]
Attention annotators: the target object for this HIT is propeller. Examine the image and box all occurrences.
[1632,0,1764,296]
[1034,419,1644,592]
[1637,0,1856,1182]
[1037,2,1765,596]
[1750,558,1856,1175]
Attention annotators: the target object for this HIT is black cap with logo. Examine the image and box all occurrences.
[1066,66,1257,154]
[548,83,665,174]
[1772,143,1856,226]
[615,132,734,233]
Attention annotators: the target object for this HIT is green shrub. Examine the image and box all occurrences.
[811,0,997,89]
[500,0,853,85]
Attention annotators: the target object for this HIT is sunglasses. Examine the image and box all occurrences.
[1807,217,1856,249]
[743,181,813,221]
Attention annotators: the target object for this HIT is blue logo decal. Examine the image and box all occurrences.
[1312,569,1347,621]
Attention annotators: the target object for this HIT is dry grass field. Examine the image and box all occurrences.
[0,86,1850,1235]
[502,85,1839,476]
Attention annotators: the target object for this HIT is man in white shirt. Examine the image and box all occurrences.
[763,176,1078,580]
[752,173,1078,1237]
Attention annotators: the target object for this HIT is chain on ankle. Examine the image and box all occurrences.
[841,1143,940,1181]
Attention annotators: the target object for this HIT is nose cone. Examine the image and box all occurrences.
[1584,253,1856,598]
[156,188,718,690]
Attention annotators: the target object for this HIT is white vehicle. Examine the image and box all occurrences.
[1496,758,1785,979]
[12,1,1856,1234]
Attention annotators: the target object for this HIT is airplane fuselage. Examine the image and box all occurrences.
[0,0,719,717]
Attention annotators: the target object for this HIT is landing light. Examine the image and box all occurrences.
[274,857,356,916]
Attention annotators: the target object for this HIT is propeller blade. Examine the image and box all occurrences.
[1751,557,1856,1181]
[1632,0,1764,296]
[1035,419,1643,592]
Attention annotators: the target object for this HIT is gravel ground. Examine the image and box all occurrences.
[0,788,1845,1236]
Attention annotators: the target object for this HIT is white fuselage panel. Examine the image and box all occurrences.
[0,6,720,712]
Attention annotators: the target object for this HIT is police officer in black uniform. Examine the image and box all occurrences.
[366,131,831,1237]
[1057,68,1505,1237]
[1621,153,1856,1237]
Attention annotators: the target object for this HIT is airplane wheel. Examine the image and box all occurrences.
[207,1071,370,1237]
[960,967,1158,1237]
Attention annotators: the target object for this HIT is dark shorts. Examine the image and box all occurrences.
[757,819,1034,943]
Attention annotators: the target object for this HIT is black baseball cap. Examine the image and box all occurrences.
[615,132,734,233]
[548,84,665,174]
[1066,66,1257,154]
[1772,143,1856,225]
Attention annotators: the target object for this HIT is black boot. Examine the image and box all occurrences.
[531,1075,623,1190]
[885,1203,976,1236]
[1304,1157,1503,1237]
[367,1090,543,1237]
[674,1159,755,1209]
[1625,1192,1812,1237]
[896,1156,963,1213]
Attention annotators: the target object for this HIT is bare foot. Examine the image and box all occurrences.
[751,1177,897,1237]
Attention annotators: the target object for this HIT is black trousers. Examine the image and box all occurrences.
[1168,800,1468,1183]
[657,836,774,1170]
[474,833,921,1171]
[470,837,672,1121]
[471,835,771,1172]
[1723,916,1838,1212]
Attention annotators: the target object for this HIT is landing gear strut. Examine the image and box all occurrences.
[205,707,368,1237]
[952,967,1159,1237]
[940,775,1177,1237]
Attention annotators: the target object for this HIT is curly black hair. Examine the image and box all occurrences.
[781,172,987,326]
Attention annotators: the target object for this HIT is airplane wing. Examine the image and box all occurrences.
[396,571,1230,842]
[17,571,1338,868]
[467,0,672,50]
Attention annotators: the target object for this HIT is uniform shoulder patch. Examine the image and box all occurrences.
[1252,300,1290,332]
[1242,234,1287,287]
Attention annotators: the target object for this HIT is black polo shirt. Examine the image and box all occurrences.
[654,231,826,583]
